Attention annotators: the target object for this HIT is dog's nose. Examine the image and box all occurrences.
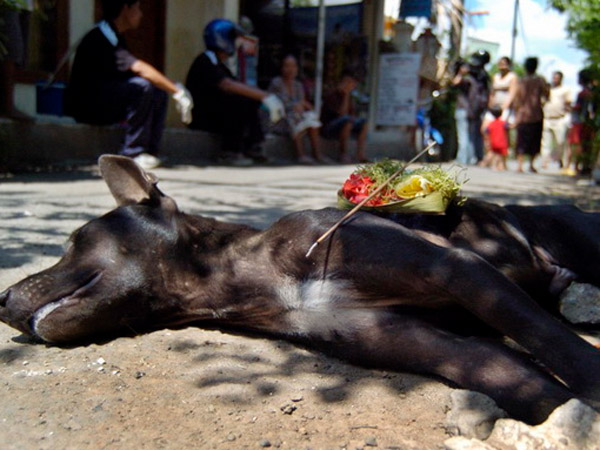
[0,289,9,307]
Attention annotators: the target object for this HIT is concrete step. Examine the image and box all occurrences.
[0,117,415,171]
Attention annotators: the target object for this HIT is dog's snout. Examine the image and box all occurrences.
[0,289,9,308]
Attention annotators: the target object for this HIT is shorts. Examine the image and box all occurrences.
[516,121,543,156]
[320,115,366,140]
[567,123,595,145]
[568,124,583,145]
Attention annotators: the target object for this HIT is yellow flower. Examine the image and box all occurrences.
[394,175,434,199]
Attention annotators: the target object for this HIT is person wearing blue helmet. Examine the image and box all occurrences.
[186,18,285,166]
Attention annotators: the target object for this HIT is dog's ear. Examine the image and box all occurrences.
[98,155,161,206]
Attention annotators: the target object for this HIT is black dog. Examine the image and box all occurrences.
[1,155,599,424]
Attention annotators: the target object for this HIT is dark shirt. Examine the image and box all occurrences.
[320,88,354,125]
[185,51,233,130]
[453,76,471,111]
[572,87,594,125]
[65,22,137,123]
[514,74,547,124]
[467,71,490,119]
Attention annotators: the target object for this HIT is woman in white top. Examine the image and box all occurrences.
[489,56,519,118]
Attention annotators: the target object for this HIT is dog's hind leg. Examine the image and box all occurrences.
[320,212,600,408]
[414,246,600,407]
[336,222,600,408]
[297,309,574,424]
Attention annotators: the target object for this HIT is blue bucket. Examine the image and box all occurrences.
[36,81,66,116]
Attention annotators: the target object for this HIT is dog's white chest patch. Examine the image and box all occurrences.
[276,278,350,311]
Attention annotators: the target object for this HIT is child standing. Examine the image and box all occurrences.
[565,69,595,175]
[482,106,509,170]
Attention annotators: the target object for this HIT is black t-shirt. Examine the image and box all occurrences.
[320,89,344,125]
[185,51,234,130]
[65,22,137,122]
[467,70,490,118]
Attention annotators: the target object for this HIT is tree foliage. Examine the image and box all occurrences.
[549,0,600,68]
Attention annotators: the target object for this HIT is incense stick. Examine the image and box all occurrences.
[305,142,437,258]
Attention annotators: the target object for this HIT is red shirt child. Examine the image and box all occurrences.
[486,109,509,156]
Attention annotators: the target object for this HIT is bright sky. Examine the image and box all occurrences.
[385,0,589,95]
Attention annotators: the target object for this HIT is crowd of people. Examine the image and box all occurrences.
[451,50,597,176]
[60,0,368,169]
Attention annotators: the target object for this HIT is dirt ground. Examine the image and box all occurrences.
[1,162,599,449]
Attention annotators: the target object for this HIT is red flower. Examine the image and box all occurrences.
[342,174,380,205]
[342,174,402,206]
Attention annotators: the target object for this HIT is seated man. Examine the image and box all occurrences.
[64,0,192,170]
[320,71,369,164]
[185,19,284,166]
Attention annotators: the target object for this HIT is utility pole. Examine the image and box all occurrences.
[510,0,519,62]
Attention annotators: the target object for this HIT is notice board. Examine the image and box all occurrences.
[376,53,421,126]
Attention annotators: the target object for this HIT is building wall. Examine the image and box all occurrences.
[15,0,237,124]
[16,0,392,136]
[15,1,97,116]
[70,1,95,44]
[65,0,241,126]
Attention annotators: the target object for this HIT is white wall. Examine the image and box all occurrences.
[70,1,95,44]
[16,0,239,123]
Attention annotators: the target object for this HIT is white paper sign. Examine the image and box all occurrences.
[376,53,421,126]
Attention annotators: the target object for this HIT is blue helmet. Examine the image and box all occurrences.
[203,19,245,56]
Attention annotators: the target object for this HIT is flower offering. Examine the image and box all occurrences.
[338,160,464,214]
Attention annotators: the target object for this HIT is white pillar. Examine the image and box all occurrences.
[314,0,326,115]
[367,0,385,132]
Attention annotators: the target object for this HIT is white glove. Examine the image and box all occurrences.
[262,94,285,123]
[173,82,193,124]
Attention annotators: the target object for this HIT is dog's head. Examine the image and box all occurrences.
[0,156,196,343]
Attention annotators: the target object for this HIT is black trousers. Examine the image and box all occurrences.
[191,94,264,154]
[70,77,167,157]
